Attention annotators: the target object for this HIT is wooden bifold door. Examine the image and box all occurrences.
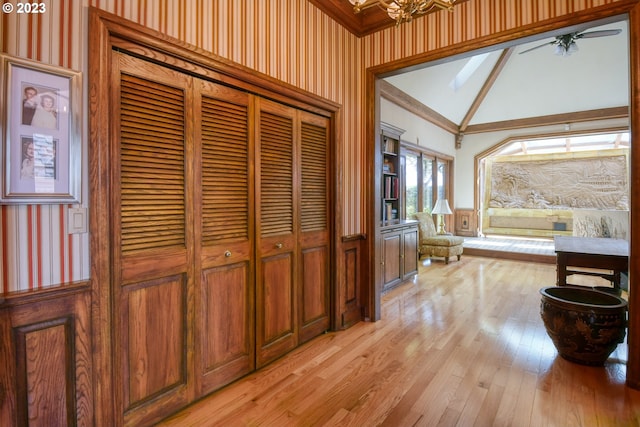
[110,51,331,426]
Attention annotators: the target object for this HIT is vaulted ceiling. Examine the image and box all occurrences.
[382,19,630,136]
[308,2,630,139]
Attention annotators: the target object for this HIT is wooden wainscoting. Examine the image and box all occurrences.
[455,209,477,237]
[339,234,367,328]
[0,283,92,427]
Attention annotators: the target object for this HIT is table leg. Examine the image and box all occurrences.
[556,254,567,286]
[612,270,621,289]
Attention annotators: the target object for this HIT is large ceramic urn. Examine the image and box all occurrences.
[540,286,628,366]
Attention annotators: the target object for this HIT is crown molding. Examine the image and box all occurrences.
[307,0,467,37]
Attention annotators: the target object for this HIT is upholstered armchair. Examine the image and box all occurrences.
[413,211,464,264]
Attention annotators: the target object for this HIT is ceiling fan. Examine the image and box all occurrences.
[519,29,622,56]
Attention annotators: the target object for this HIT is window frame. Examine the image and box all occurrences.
[400,142,454,226]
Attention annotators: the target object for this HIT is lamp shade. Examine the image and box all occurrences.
[432,199,452,215]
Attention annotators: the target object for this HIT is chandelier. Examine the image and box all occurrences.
[348,0,454,25]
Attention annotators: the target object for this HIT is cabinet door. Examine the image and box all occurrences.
[381,231,402,289]
[298,112,331,343]
[255,98,298,368]
[403,226,419,280]
[196,81,254,395]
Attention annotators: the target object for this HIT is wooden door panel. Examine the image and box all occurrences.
[8,289,92,427]
[200,263,253,392]
[299,112,331,342]
[122,275,186,411]
[340,237,364,329]
[256,99,298,368]
[403,227,418,279]
[299,245,330,342]
[121,249,188,284]
[114,52,193,426]
[196,81,255,395]
[15,319,73,426]
[257,253,296,367]
[382,232,401,285]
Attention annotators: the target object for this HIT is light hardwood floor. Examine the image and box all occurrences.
[160,256,640,426]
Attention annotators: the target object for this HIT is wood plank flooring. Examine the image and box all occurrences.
[159,256,640,426]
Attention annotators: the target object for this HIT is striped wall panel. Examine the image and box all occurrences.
[1,0,87,293]
[0,0,625,292]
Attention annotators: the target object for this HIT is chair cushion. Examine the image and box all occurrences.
[422,235,465,247]
[413,211,437,238]
[423,244,464,258]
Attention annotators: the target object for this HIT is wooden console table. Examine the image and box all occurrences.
[554,236,628,288]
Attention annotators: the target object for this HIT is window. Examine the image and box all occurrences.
[404,152,419,218]
[401,145,452,219]
[422,156,433,214]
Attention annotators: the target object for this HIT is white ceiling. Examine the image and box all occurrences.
[384,19,629,127]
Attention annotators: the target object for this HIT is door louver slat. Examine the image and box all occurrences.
[201,96,249,243]
[301,122,327,232]
[120,74,186,253]
[260,112,293,237]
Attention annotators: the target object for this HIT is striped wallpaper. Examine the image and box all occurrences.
[1,0,87,293]
[0,0,625,292]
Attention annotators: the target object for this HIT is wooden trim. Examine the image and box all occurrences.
[89,9,340,117]
[307,0,470,37]
[626,1,640,391]
[306,0,394,37]
[381,79,627,138]
[380,80,459,134]
[462,247,554,264]
[459,48,515,133]
[463,106,629,135]
[401,140,454,162]
[0,281,89,308]
[369,1,638,76]
[342,233,367,242]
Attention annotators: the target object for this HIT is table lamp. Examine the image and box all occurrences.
[432,199,452,234]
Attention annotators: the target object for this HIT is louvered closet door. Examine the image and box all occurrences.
[298,112,331,343]
[113,52,194,427]
[196,80,255,395]
[255,98,298,368]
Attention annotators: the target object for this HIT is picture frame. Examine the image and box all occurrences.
[1,54,82,204]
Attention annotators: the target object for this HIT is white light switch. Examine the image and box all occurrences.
[68,207,87,234]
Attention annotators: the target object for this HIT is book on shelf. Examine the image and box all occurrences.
[383,137,396,154]
[384,176,392,199]
[384,176,399,199]
[385,203,393,222]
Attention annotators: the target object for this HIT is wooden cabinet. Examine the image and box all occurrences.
[402,224,419,281]
[378,123,417,293]
[381,221,419,291]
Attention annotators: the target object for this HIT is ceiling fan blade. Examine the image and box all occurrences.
[575,29,622,39]
[519,41,555,55]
